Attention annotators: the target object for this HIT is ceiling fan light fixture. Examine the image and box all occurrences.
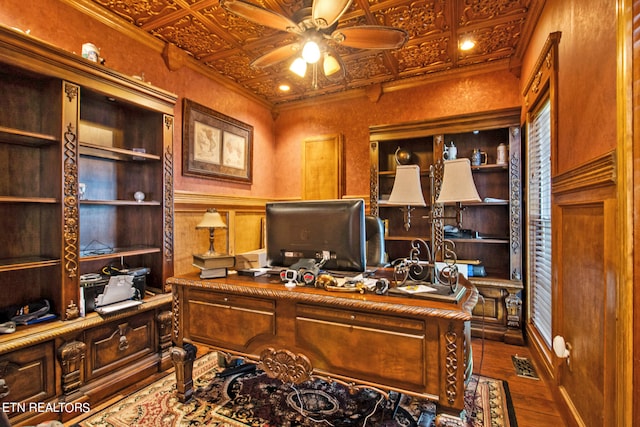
[323,53,341,76]
[290,57,307,77]
[301,40,321,64]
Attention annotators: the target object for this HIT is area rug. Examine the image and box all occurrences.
[76,352,517,427]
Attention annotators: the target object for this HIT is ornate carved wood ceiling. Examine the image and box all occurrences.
[80,0,539,106]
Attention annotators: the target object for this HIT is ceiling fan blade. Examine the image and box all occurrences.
[312,0,352,29]
[332,26,408,49]
[222,0,300,33]
[250,43,299,68]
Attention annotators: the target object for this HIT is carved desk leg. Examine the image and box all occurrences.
[171,342,197,403]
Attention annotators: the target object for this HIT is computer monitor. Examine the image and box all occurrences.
[266,199,366,272]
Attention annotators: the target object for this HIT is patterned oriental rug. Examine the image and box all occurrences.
[76,352,517,427]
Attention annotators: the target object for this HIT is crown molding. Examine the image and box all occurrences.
[58,0,273,110]
[273,59,514,113]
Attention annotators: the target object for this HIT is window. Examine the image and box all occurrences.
[527,98,552,347]
[523,32,559,350]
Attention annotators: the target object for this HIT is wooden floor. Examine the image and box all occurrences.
[471,338,567,427]
[69,338,566,426]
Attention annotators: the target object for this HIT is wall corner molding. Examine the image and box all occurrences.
[552,151,616,195]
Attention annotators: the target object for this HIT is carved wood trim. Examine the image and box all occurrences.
[58,340,86,394]
[174,191,275,211]
[164,115,175,264]
[369,141,380,216]
[444,327,459,406]
[552,151,616,195]
[157,310,173,355]
[168,277,472,322]
[369,108,521,141]
[258,348,313,385]
[62,86,79,281]
[523,32,561,107]
[0,295,170,356]
[0,26,177,113]
[172,289,181,342]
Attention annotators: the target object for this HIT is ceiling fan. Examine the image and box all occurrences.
[221,0,408,88]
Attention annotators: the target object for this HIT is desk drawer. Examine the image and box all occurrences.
[187,289,276,351]
[295,304,426,389]
[296,304,424,334]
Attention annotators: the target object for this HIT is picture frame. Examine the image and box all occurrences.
[182,98,253,183]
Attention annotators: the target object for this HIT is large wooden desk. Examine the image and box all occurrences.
[168,272,474,421]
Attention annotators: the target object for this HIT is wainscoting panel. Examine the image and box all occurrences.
[173,191,272,276]
[551,151,617,427]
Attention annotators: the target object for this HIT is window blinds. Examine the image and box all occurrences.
[528,98,552,347]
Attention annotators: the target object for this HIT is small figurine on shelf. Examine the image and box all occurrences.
[443,141,457,160]
[471,148,487,166]
[497,143,508,165]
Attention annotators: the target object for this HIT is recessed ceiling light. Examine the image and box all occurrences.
[279,84,291,91]
[460,38,476,51]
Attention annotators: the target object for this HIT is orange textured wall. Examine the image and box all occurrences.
[0,0,278,197]
[520,0,617,174]
[274,70,522,198]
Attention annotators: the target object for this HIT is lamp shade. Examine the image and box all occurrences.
[196,208,227,229]
[436,159,481,203]
[387,165,427,206]
[323,53,341,76]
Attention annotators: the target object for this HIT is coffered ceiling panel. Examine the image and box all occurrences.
[82,0,539,105]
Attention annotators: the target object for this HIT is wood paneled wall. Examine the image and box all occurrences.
[173,191,273,276]
[527,151,618,426]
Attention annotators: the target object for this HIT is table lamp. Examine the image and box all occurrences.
[394,158,480,295]
[386,165,427,231]
[195,208,227,257]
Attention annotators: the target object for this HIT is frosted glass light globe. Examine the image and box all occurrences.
[302,41,320,64]
[134,191,145,202]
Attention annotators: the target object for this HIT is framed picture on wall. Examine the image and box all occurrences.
[182,98,253,183]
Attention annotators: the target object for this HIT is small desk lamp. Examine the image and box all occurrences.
[387,165,427,231]
[195,208,227,257]
[394,158,480,295]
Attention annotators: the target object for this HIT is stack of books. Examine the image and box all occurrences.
[192,254,235,279]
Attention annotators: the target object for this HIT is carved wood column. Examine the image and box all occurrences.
[58,340,86,397]
[157,310,173,370]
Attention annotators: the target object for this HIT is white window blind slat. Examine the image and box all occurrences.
[528,98,553,347]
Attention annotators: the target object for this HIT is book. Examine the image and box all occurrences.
[192,263,228,279]
[192,254,235,269]
[199,267,227,279]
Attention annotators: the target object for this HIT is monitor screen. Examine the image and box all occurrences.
[266,199,366,272]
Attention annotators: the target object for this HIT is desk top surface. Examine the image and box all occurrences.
[168,271,472,321]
